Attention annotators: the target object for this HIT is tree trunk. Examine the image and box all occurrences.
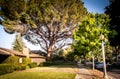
[84,56,86,66]
[46,45,52,61]
[92,55,95,70]
[47,51,52,61]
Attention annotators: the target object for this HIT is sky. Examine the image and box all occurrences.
[0,0,109,50]
[83,0,109,13]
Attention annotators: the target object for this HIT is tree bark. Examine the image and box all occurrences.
[92,55,95,70]
[47,51,52,61]
[46,45,52,61]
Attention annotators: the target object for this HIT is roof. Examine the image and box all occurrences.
[30,50,47,56]
[29,53,45,58]
[0,49,11,55]
[30,50,46,58]
[0,47,26,57]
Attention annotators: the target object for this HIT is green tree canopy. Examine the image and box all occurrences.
[72,13,111,60]
[0,0,87,60]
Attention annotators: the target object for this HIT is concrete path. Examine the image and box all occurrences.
[75,64,116,79]
[75,68,92,79]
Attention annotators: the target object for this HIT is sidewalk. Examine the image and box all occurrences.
[75,64,92,79]
[75,64,116,79]
[75,68,92,79]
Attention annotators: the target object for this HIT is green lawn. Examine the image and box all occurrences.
[0,72,75,79]
[0,65,77,79]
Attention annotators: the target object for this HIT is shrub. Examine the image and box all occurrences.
[28,62,37,68]
[14,64,26,70]
[0,64,14,75]
[39,61,53,67]
[2,56,30,70]
[22,58,31,65]
[2,55,19,65]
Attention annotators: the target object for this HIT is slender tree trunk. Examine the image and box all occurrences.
[84,56,86,66]
[92,55,95,70]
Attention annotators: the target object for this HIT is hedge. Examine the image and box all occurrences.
[0,64,14,75]
[14,64,26,70]
[39,61,54,67]
[2,55,32,69]
[28,62,37,68]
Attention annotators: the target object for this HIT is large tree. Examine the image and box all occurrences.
[0,0,87,60]
[105,0,120,56]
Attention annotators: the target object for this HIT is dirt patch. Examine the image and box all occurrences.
[88,69,104,79]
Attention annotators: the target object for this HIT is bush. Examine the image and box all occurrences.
[28,62,37,68]
[2,55,19,65]
[39,61,54,67]
[22,58,31,65]
[0,64,14,75]
[2,56,30,70]
[14,64,26,70]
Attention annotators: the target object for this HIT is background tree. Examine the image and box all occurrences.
[105,0,120,57]
[12,33,25,52]
[0,0,87,60]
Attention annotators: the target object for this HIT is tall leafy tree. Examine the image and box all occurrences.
[12,33,25,52]
[105,0,120,56]
[0,0,87,60]
[72,13,111,62]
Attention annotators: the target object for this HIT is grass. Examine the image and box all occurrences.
[0,72,76,79]
[0,64,77,79]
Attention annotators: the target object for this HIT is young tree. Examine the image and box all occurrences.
[12,33,25,52]
[0,0,87,60]
[72,13,111,66]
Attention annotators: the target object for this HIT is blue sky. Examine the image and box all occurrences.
[0,25,40,50]
[83,0,109,13]
[0,0,109,50]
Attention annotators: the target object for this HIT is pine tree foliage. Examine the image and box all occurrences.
[12,33,25,52]
[0,0,87,60]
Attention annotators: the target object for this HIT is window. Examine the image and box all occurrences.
[19,58,22,63]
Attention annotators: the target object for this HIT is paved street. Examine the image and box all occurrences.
[76,63,120,79]
[96,68,120,79]
[108,69,120,79]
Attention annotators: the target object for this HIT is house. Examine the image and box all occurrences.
[0,47,26,63]
[29,50,46,65]
[0,47,46,65]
